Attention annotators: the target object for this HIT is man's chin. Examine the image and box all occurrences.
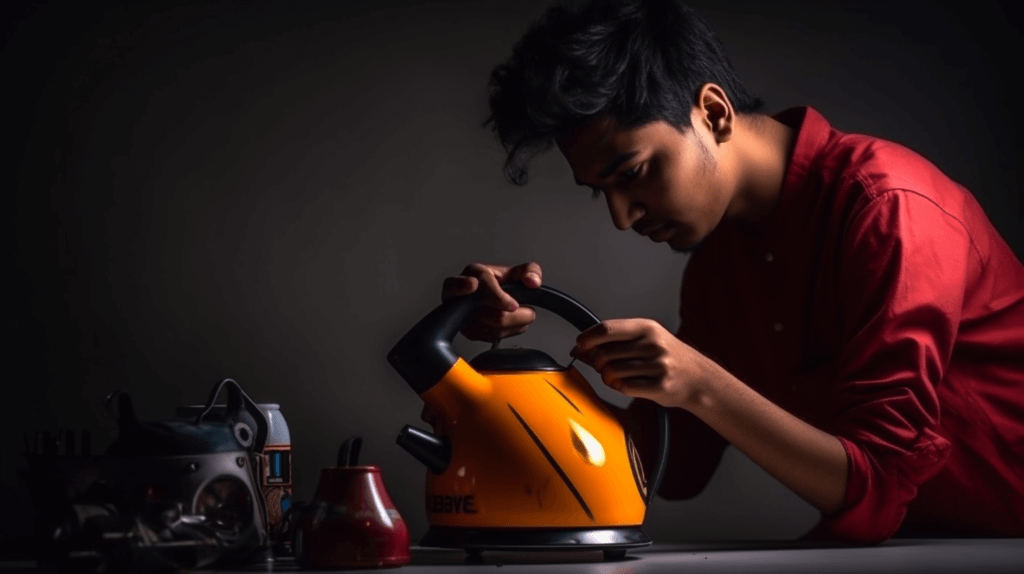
[668,235,703,255]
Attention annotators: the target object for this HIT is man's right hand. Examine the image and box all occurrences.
[441,261,544,342]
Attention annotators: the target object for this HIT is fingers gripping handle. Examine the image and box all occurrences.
[387,284,601,394]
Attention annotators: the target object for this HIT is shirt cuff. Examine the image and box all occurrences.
[813,430,951,543]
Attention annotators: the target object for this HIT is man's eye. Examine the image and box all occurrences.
[621,164,643,181]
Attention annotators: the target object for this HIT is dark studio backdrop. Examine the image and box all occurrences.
[5,0,1022,549]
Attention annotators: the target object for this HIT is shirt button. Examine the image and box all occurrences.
[774,322,783,332]
[765,252,774,262]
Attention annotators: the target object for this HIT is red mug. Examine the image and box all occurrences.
[294,465,410,569]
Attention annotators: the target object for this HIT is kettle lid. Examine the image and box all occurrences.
[469,348,564,371]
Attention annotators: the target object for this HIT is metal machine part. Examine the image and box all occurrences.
[175,402,294,551]
[28,379,275,571]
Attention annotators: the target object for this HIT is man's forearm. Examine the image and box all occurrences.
[572,318,849,514]
[680,358,848,514]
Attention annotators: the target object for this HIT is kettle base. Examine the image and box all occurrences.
[421,525,651,554]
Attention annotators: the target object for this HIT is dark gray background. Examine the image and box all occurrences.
[5,0,1021,545]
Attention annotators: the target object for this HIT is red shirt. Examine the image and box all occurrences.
[630,107,1024,543]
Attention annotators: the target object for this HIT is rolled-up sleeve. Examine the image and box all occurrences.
[815,188,969,543]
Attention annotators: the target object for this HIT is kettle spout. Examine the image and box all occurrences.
[396,425,450,474]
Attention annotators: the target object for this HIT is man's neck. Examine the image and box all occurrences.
[727,114,796,228]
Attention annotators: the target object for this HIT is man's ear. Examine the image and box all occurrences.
[695,83,734,144]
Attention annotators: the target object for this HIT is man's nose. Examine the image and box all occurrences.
[606,191,645,231]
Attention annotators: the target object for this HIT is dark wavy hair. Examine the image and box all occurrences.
[486,0,764,185]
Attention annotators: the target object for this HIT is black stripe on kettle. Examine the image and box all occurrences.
[544,379,582,414]
[507,404,594,521]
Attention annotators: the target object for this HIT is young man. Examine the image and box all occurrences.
[441,0,1024,543]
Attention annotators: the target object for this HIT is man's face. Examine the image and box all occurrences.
[556,112,734,253]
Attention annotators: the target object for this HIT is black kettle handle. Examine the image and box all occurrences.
[648,406,669,507]
[499,283,602,332]
[387,283,600,394]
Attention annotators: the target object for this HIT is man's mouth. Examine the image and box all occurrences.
[651,225,676,242]
[634,222,661,237]
[635,222,675,242]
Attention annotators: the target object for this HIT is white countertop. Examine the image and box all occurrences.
[181,539,1024,574]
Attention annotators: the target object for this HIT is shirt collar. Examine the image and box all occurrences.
[761,106,833,244]
[774,106,832,189]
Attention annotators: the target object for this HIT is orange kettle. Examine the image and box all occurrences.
[388,283,668,558]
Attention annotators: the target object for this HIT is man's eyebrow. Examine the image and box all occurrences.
[574,150,640,188]
[599,151,640,178]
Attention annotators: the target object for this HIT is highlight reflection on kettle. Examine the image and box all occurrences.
[388,283,668,558]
